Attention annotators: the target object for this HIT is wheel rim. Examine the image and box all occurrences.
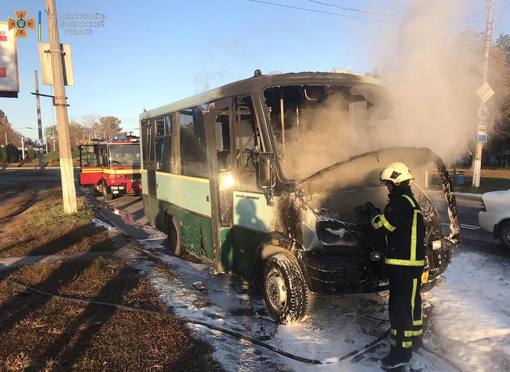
[505,229,510,244]
[265,269,287,311]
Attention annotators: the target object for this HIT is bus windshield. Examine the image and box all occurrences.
[108,144,141,166]
[265,83,386,180]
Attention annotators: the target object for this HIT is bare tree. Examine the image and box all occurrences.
[81,114,98,139]
[44,125,58,152]
[98,116,122,138]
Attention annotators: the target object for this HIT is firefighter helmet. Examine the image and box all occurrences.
[379,162,414,184]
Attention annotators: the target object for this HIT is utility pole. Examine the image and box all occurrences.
[473,0,494,187]
[46,0,77,213]
[34,70,45,171]
[21,136,25,160]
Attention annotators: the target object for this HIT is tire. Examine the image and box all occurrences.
[420,277,439,293]
[167,215,182,256]
[102,183,113,201]
[262,253,308,324]
[498,221,510,250]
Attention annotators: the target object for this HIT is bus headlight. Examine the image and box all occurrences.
[220,171,235,190]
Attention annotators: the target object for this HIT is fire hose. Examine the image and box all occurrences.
[0,272,464,370]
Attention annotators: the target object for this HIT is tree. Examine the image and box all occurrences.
[485,33,510,162]
[496,33,510,64]
[81,114,98,139]
[98,116,122,138]
[44,125,58,152]
[0,110,8,126]
[0,109,22,147]
[452,29,510,163]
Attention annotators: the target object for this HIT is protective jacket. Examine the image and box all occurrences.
[371,186,425,277]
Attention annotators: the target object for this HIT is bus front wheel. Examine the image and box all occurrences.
[262,253,308,324]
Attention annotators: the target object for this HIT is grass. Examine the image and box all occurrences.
[0,173,224,372]
[426,167,510,194]
[0,185,114,258]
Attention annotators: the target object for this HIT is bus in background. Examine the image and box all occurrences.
[78,135,142,200]
[139,71,460,324]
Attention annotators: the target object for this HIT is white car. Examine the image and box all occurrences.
[479,190,510,249]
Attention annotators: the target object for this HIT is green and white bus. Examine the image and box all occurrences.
[139,71,460,324]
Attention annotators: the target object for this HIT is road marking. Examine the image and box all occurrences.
[442,223,479,230]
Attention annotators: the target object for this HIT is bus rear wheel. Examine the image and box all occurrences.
[262,253,308,324]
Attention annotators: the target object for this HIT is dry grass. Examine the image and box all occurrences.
[0,184,116,258]
[0,173,224,372]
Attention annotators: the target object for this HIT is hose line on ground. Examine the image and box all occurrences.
[0,272,375,365]
[0,272,465,371]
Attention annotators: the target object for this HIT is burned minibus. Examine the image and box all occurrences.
[139,71,461,324]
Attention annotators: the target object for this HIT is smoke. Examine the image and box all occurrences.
[277,0,488,179]
[371,0,482,164]
[193,71,227,94]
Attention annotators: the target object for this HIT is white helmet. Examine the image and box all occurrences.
[379,162,414,184]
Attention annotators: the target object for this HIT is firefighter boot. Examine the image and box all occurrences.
[412,335,423,352]
[378,349,411,370]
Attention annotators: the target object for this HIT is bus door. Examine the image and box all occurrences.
[204,101,233,273]
[205,96,264,276]
[141,119,157,223]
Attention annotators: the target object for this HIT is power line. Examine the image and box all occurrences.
[307,0,401,18]
[247,0,397,23]
[308,0,485,23]
[494,1,510,31]
[248,0,485,24]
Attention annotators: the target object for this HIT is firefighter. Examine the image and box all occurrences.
[371,162,425,370]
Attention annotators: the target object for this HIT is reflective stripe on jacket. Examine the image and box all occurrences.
[371,191,425,273]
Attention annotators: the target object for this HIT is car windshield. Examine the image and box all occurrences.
[264,83,387,180]
[107,144,141,166]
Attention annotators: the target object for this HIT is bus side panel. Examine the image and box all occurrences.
[156,173,211,217]
[230,227,265,281]
[229,191,279,280]
[154,201,214,260]
[220,228,233,273]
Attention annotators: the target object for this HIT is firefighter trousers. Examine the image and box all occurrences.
[388,274,423,360]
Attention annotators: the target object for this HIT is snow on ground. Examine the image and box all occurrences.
[96,211,510,372]
[134,232,510,372]
[425,252,510,372]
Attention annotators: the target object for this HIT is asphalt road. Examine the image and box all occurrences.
[93,184,510,260]
[3,168,509,259]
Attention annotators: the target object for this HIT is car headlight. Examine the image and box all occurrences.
[317,224,358,247]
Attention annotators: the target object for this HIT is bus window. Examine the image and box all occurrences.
[158,115,175,174]
[180,107,208,178]
[233,96,259,191]
[215,114,231,169]
[155,117,165,170]
[265,85,373,179]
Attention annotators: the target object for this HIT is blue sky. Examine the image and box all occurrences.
[1,0,509,140]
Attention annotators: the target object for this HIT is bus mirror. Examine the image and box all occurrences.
[258,152,275,188]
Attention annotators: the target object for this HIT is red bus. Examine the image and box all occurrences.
[78,135,142,200]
